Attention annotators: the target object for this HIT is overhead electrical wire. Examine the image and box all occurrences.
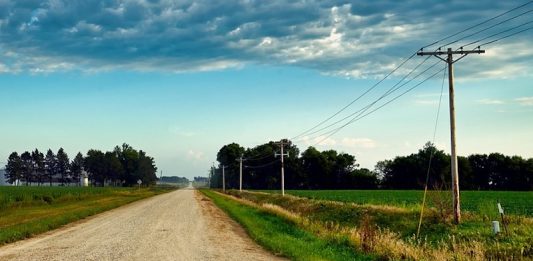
[311,65,447,147]
[422,0,533,50]
[290,52,419,140]
[478,24,533,46]
[437,8,533,49]
[293,56,433,141]
[460,20,533,48]
[298,58,440,144]
[244,159,279,169]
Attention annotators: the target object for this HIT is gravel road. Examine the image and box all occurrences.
[0,189,285,261]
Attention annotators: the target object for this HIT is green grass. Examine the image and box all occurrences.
[200,189,374,261]
[261,190,533,217]
[0,186,174,245]
[238,190,533,259]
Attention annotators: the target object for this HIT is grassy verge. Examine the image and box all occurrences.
[262,190,533,217]
[0,186,174,245]
[200,189,374,261]
[230,190,533,260]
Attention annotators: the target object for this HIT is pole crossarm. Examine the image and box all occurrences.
[417,48,485,64]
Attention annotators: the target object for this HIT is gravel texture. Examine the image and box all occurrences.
[0,188,285,261]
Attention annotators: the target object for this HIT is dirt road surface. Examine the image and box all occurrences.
[0,189,285,261]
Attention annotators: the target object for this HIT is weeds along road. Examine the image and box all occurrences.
[0,189,284,261]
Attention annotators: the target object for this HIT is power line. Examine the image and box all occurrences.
[291,52,418,140]
[422,0,533,49]
[479,24,533,46]
[300,59,441,144]
[244,159,279,169]
[460,20,533,48]
[311,65,447,147]
[293,56,433,141]
[438,8,533,48]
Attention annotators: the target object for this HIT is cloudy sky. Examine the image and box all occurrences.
[0,0,532,178]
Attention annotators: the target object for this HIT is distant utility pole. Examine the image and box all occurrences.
[417,47,485,224]
[222,165,226,193]
[236,154,244,192]
[207,162,215,188]
[275,139,289,196]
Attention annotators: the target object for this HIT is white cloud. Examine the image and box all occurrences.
[302,136,337,146]
[0,63,8,73]
[415,99,439,105]
[0,1,529,78]
[341,137,376,149]
[476,99,504,105]
[515,97,533,106]
[168,126,197,137]
[186,150,204,160]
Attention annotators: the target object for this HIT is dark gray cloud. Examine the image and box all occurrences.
[0,0,531,78]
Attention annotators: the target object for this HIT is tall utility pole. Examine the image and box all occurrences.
[417,47,484,224]
[222,165,226,193]
[237,154,244,192]
[275,139,289,196]
[211,162,215,189]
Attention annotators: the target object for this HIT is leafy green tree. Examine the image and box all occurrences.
[216,143,245,189]
[85,149,106,186]
[114,143,140,186]
[104,151,124,186]
[56,148,70,185]
[70,152,84,186]
[45,149,57,186]
[467,154,490,190]
[20,151,33,185]
[379,142,449,189]
[5,152,22,185]
[242,142,279,189]
[347,168,379,189]
[136,150,157,186]
[32,149,45,186]
[301,146,327,189]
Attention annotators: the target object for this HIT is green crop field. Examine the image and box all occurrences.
[0,186,174,245]
[0,186,135,209]
[261,190,533,217]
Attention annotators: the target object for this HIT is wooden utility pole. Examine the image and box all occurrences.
[222,165,226,193]
[211,162,215,189]
[275,139,289,196]
[417,47,484,224]
[237,154,244,192]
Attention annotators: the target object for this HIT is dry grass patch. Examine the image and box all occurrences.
[224,190,532,260]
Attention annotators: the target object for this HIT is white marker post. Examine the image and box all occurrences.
[498,202,508,234]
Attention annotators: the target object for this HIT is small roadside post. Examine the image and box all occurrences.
[137,179,142,189]
[498,202,508,235]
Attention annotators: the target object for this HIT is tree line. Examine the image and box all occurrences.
[4,143,158,186]
[210,141,533,191]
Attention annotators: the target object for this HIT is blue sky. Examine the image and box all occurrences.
[0,0,532,178]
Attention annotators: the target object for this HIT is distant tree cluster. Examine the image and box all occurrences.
[378,142,533,191]
[159,176,189,183]
[4,143,158,187]
[211,140,378,190]
[211,141,533,191]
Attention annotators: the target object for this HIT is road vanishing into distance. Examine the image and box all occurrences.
[0,189,284,261]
